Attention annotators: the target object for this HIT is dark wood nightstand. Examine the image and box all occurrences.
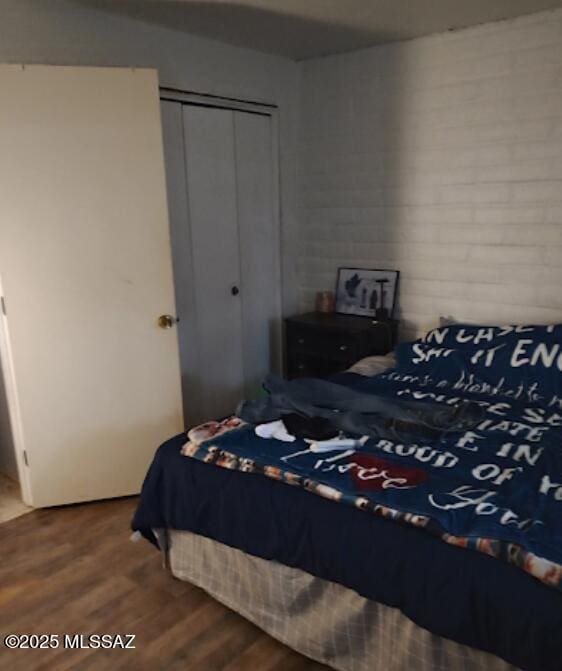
[284,312,398,379]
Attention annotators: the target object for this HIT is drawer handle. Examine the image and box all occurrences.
[298,338,305,344]
[297,364,305,370]
[339,345,348,351]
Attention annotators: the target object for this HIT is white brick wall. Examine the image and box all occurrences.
[298,9,562,340]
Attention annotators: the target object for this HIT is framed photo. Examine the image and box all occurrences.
[335,267,399,318]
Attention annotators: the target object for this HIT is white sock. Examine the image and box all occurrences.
[255,420,296,443]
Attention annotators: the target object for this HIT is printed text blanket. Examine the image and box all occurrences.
[182,324,562,591]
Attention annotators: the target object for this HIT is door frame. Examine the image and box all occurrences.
[0,275,32,505]
[159,87,284,380]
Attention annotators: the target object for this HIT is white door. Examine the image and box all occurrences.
[0,65,183,508]
[161,100,280,427]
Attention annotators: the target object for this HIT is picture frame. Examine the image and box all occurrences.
[335,267,399,318]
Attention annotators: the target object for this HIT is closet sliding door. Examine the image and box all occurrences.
[162,99,280,427]
[234,112,279,400]
[182,106,245,422]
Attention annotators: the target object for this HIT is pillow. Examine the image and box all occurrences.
[423,323,562,348]
[348,353,396,377]
[440,315,510,327]
[396,324,562,406]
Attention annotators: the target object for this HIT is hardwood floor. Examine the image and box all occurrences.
[0,497,329,671]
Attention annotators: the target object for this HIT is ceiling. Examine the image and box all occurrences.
[76,0,562,60]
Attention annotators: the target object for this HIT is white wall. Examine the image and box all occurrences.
[0,0,301,315]
[299,9,562,340]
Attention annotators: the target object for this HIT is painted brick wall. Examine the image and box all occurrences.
[298,9,562,340]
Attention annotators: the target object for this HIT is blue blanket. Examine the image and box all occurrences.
[184,324,562,592]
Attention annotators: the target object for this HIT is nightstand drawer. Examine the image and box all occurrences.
[287,354,347,378]
[284,312,399,380]
[287,325,358,361]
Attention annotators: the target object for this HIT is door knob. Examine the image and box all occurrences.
[157,314,176,329]
[231,286,240,296]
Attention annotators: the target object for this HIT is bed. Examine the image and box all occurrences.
[132,323,562,671]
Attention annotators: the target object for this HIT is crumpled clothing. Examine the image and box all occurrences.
[237,374,484,442]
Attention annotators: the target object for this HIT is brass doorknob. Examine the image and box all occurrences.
[157,314,176,329]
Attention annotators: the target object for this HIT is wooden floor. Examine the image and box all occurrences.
[0,497,329,671]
